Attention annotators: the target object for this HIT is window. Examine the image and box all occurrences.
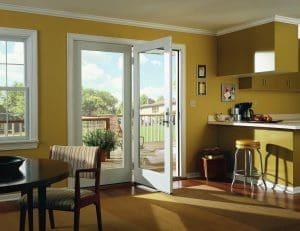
[0,27,38,150]
[152,106,159,113]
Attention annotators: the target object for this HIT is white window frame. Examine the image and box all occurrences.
[0,27,38,150]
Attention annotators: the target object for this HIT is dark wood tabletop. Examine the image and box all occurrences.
[0,158,69,193]
[0,158,69,231]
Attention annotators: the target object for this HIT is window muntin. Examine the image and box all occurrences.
[0,28,38,149]
[0,40,26,139]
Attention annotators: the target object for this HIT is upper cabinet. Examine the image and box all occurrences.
[217,22,299,77]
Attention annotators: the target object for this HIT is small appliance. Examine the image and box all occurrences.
[235,102,253,121]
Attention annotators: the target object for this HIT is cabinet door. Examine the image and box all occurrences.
[252,76,280,90]
[283,76,300,91]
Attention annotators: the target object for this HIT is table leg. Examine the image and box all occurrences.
[38,186,46,231]
[19,189,33,231]
[27,189,33,231]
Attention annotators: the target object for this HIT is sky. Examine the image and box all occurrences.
[81,49,177,103]
[0,41,176,104]
[0,41,25,87]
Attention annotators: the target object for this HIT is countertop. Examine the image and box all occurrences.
[208,114,300,130]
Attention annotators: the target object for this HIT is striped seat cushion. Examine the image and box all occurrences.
[20,188,95,211]
[51,145,99,179]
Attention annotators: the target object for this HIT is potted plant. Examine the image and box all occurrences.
[82,129,117,161]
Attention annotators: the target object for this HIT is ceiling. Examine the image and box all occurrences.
[0,0,300,34]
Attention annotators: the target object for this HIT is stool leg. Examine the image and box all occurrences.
[231,148,239,189]
[257,148,267,189]
[249,149,254,190]
[244,149,247,186]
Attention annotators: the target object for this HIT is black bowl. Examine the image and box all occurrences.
[0,156,25,174]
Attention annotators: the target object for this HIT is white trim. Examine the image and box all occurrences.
[274,15,300,25]
[0,192,20,201]
[0,3,299,37]
[0,140,38,150]
[216,15,300,36]
[174,44,187,177]
[68,33,186,181]
[0,3,213,36]
[0,27,38,150]
[186,172,201,178]
[258,180,300,194]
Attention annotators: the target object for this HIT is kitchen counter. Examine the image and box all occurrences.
[208,120,300,130]
[208,114,300,193]
[208,114,300,130]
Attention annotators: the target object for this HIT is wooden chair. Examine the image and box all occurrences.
[19,145,102,231]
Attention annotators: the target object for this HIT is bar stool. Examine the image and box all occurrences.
[231,139,267,189]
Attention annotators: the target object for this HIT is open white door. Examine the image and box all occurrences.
[133,37,173,194]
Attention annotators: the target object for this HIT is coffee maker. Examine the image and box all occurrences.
[235,102,253,121]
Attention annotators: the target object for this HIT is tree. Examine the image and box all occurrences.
[0,82,25,120]
[140,94,148,105]
[81,88,118,116]
[156,95,164,102]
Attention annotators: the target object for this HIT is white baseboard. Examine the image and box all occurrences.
[258,180,300,194]
[187,172,300,194]
[0,192,20,201]
[186,172,200,178]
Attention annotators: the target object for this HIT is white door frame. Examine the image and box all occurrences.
[67,33,187,179]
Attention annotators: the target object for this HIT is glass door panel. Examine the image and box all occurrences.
[139,48,166,172]
[133,37,173,194]
[74,41,132,185]
[81,50,124,170]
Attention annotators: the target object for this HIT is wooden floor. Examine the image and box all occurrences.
[1,178,300,213]
[101,178,300,211]
[174,178,300,211]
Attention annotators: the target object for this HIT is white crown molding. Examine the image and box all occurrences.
[0,2,214,36]
[274,15,300,25]
[217,15,300,36]
[216,16,274,36]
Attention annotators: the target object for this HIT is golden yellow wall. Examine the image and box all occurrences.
[1,9,300,175]
[0,9,219,173]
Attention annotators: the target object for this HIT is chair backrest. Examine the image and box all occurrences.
[50,145,100,179]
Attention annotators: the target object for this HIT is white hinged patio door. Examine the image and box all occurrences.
[133,37,173,194]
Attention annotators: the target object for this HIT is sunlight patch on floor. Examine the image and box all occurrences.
[150,204,187,230]
[135,192,300,219]
[187,185,225,192]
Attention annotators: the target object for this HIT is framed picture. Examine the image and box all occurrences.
[221,83,235,102]
[197,80,206,96]
[197,65,206,78]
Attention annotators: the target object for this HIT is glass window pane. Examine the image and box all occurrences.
[0,91,6,113]
[7,41,24,64]
[0,64,5,86]
[0,122,6,138]
[0,41,5,63]
[7,64,24,86]
[8,114,25,136]
[7,91,25,115]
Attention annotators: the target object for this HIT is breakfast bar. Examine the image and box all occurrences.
[208,114,300,193]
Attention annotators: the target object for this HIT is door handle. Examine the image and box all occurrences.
[163,108,170,127]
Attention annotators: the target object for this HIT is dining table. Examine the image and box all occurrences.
[0,157,69,231]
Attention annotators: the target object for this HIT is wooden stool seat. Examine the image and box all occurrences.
[235,139,260,149]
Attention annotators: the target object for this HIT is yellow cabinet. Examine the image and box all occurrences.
[239,76,281,90]
[279,75,300,91]
[239,74,300,91]
[217,22,298,77]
